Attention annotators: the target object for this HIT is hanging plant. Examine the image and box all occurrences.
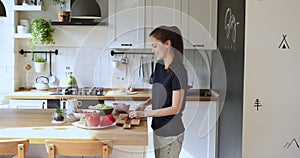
[30,18,55,51]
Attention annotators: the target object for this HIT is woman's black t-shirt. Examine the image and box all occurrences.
[151,59,188,136]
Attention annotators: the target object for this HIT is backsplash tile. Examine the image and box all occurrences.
[15,46,211,90]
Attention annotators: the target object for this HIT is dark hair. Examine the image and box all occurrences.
[149,25,184,58]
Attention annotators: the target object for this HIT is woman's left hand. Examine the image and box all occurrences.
[129,110,146,118]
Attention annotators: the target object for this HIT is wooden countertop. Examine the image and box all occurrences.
[0,109,148,146]
[5,88,219,101]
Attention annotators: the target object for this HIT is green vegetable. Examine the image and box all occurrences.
[88,103,113,110]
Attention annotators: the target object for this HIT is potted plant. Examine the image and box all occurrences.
[53,106,64,121]
[50,0,70,22]
[30,18,55,51]
[33,56,46,73]
[30,18,55,73]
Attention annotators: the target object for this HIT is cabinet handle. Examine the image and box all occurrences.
[121,43,133,47]
[193,44,205,48]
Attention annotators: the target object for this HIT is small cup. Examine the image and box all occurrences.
[17,25,25,34]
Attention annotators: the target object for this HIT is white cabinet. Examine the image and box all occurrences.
[108,0,217,50]
[10,99,47,109]
[180,101,218,158]
[108,0,145,49]
[181,0,217,50]
[139,101,218,158]
[144,0,182,48]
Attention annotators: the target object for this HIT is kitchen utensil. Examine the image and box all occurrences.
[48,53,56,84]
[35,76,49,90]
[25,64,32,89]
[149,56,154,84]
[121,56,129,64]
[139,56,145,80]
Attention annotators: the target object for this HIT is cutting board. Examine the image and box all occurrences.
[116,114,140,129]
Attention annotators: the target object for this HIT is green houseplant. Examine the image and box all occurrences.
[30,18,55,51]
[53,106,64,121]
[30,18,55,73]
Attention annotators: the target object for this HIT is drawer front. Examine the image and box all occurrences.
[10,100,47,109]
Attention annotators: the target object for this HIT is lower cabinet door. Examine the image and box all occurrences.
[181,101,218,158]
[9,99,47,109]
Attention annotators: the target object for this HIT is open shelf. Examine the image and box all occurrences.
[51,21,108,26]
[14,5,42,11]
[14,33,32,39]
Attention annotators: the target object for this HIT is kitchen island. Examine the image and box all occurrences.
[0,109,148,158]
[3,89,220,158]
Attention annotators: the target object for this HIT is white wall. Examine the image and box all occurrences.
[0,0,15,105]
[1,0,210,92]
[243,0,300,158]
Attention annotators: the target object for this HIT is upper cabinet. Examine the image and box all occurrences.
[108,0,217,50]
[181,0,217,50]
[144,0,182,48]
[108,0,145,49]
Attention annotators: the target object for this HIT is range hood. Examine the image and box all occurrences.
[71,0,101,19]
[52,0,104,25]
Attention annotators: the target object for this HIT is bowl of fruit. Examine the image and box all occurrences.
[88,103,114,116]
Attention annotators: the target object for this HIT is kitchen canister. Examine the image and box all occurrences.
[16,25,25,34]
[19,19,30,33]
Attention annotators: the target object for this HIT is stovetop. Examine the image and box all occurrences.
[50,87,104,96]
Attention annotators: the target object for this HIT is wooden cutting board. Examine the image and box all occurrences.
[116,114,140,129]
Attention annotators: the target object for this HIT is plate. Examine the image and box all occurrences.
[72,121,116,130]
[51,120,66,124]
[127,91,138,95]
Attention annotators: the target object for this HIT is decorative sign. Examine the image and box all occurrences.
[253,98,262,111]
[284,138,300,149]
[278,34,290,50]
[224,8,240,44]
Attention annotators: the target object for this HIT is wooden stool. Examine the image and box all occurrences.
[0,139,29,158]
[45,140,112,158]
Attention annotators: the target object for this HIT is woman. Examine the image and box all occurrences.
[129,25,188,158]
